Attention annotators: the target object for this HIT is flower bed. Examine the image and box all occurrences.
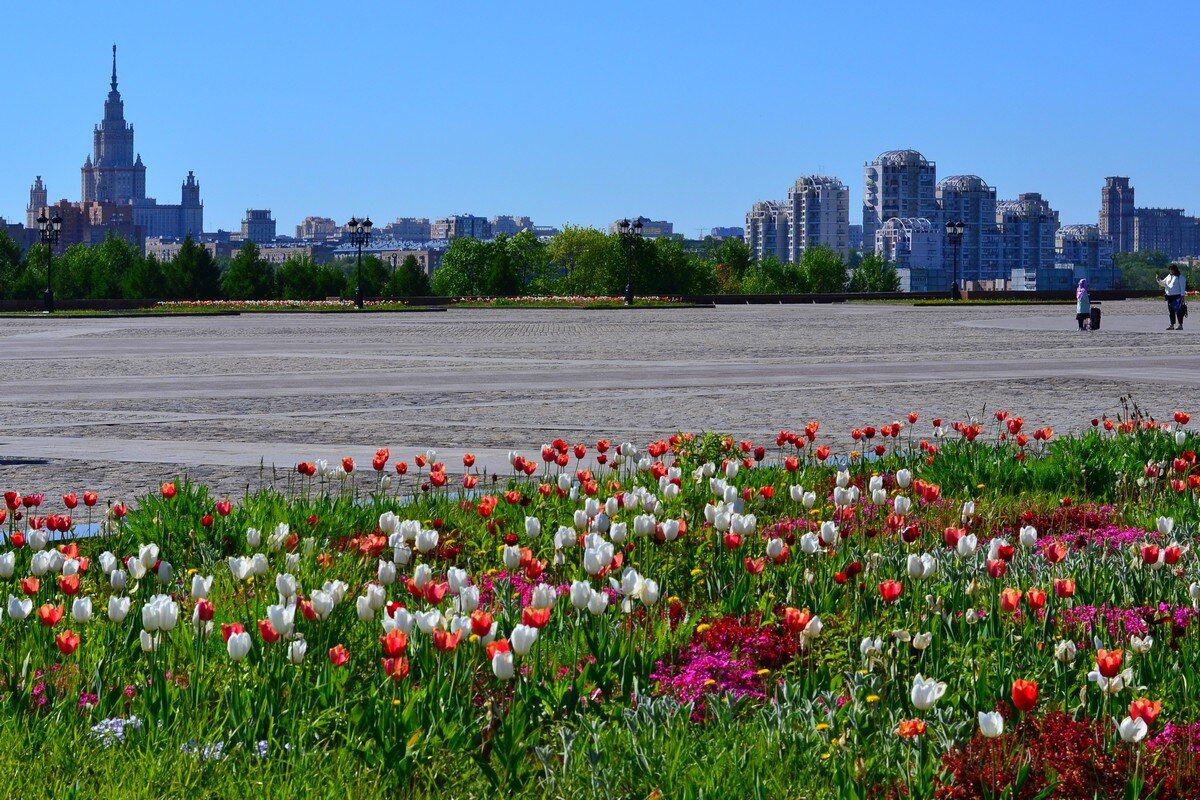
[3,413,1200,796]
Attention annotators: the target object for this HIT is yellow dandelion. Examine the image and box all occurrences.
[392,699,401,706]
[820,752,831,760]
[703,679,717,687]
[756,668,770,676]
[866,694,880,703]
[815,723,830,731]
[696,623,712,634]
[690,568,703,577]
[976,483,985,489]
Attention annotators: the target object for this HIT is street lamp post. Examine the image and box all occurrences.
[617,218,643,306]
[37,212,63,313]
[346,216,373,309]
[389,253,398,296]
[945,219,965,301]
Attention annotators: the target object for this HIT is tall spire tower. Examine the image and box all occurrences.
[82,44,145,203]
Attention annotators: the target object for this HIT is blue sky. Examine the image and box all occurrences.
[2,1,1196,236]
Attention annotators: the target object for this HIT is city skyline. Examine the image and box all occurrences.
[2,2,1198,236]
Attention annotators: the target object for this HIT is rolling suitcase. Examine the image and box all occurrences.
[1089,306,1101,330]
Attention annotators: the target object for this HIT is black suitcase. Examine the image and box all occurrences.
[1089,306,1101,330]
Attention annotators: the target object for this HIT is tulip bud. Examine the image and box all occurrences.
[377,560,397,586]
[110,569,128,591]
[524,517,541,538]
[492,649,515,680]
[227,631,252,662]
[246,527,262,548]
[287,639,307,664]
[71,597,92,624]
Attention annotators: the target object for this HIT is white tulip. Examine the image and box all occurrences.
[415,610,441,634]
[142,594,178,632]
[138,543,159,569]
[531,583,557,610]
[1019,525,1038,547]
[570,580,592,610]
[228,556,252,581]
[27,530,48,551]
[978,712,1004,738]
[287,639,307,664]
[447,567,469,594]
[250,553,269,576]
[1054,640,1077,663]
[896,469,912,488]
[415,529,439,553]
[98,552,117,575]
[661,519,681,541]
[268,603,295,636]
[502,545,522,569]
[492,649,515,680]
[311,590,335,619]
[378,512,400,535]
[835,470,849,488]
[377,560,397,586]
[859,637,882,658]
[62,558,80,577]
[275,573,298,599]
[800,533,821,554]
[227,631,252,662]
[268,523,289,551]
[893,496,912,516]
[393,543,412,566]
[802,491,817,508]
[1157,516,1175,537]
[573,510,589,530]
[871,488,887,505]
[107,595,131,623]
[413,563,432,589]
[4,594,29,621]
[1131,635,1153,654]
[31,551,52,576]
[72,597,92,624]
[955,533,978,557]
[510,624,539,655]
[455,586,480,614]
[191,574,212,600]
[524,517,541,538]
[140,630,160,653]
[1117,716,1148,743]
[789,485,804,502]
[246,527,261,548]
[912,632,933,651]
[910,674,947,711]
[365,584,386,611]
[639,579,660,607]
[587,590,609,615]
[868,476,884,493]
[766,538,785,560]
[819,521,839,546]
[724,460,739,480]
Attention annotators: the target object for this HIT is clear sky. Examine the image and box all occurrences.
[3,1,1197,236]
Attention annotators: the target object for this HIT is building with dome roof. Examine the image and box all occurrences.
[745,175,850,263]
[936,175,1004,283]
[28,47,202,248]
[876,218,946,291]
[862,150,939,252]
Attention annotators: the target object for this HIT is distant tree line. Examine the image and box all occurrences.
[0,234,432,302]
[0,228,901,302]
[1115,251,1199,292]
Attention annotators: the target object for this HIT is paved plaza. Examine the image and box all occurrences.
[0,300,1196,499]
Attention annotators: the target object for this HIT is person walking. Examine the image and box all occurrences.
[1075,279,1090,331]
[1157,265,1187,330]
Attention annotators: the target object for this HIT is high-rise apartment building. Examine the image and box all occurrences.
[996,193,1059,276]
[862,150,939,252]
[936,175,1004,283]
[1056,224,1117,287]
[744,201,789,262]
[785,175,850,261]
[380,218,432,242]
[876,218,945,291]
[431,214,491,240]
[489,216,534,237]
[1133,208,1200,259]
[1099,177,1135,254]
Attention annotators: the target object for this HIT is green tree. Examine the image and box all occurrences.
[741,255,809,294]
[167,237,222,299]
[278,256,348,300]
[547,227,616,296]
[847,253,901,292]
[1115,251,1183,290]
[0,229,22,303]
[706,236,752,281]
[800,245,848,293]
[432,238,489,296]
[388,255,432,297]
[221,242,276,300]
[506,230,553,292]
[338,255,389,299]
[124,253,167,299]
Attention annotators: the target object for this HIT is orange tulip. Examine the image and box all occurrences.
[381,656,410,682]
[1096,649,1123,679]
[1129,697,1162,725]
[328,644,351,666]
[54,629,80,655]
[1000,588,1022,613]
[37,603,64,627]
[380,628,408,658]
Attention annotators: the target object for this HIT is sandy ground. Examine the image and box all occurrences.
[0,299,1194,501]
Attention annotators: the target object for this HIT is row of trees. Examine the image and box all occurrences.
[0,234,432,302]
[433,229,900,296]
[1115,251,1199,292]
[0,228,901,302]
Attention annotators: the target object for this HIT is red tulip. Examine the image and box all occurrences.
[470,610,493,637]
[744,557,766,575]
[57,574,81,596]
[1011,679,1038,712]
[161,482,177,499]
[62,493,78,509]
[1175,411,1191,426]
[723,532,743,550]
[341,457,355,473]
[1025,588,1046,610]
[1044,542,1067,564]
[328,644,350,666]
[380,628,408,657]
[381,656,410,682]
[37,603,64,627]
[215,499,232,517]
[3,491,18,510]
[1053,578,1075,598]
[54,629,81,656]
[432,629,462,652]
[1096,649,1123,679]
[485,639,511,661]
[111,503,127,518]
[196,599,215,622]
[395,461,408,475]
[1000,588,1022,612]
[19,577,39,596]
[1130,697,1162,725]
[220,622,245,642]
[521,607,552,628]
[782,607,812,635]
[201,514,213,528]
[83,491,98,507]
[878,580,903,603]
[987,559,1008,579]
[1141,544,1161,565]
[258,619,281,643]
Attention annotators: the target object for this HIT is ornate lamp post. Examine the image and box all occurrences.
[37,212,63,313]
[945,219,964,301]
[346,216,373,309]
[617,218,643,306]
